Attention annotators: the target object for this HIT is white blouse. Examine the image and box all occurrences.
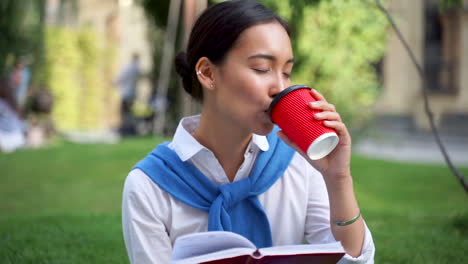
[122,115,375,263]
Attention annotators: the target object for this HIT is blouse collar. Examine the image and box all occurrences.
[170,115,269,162]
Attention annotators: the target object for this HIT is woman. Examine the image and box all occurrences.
[122,1,375,263]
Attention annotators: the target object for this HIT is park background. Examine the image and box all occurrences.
[1,0,467,263]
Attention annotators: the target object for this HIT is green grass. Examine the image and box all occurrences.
[0,137,467,263]
[0,137,162,263]
[352,157,468,263]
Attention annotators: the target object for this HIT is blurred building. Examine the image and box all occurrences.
[357,0,468,165]
[375,0,468,137]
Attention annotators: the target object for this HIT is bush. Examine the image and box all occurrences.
[265,0,387,127]
[39,26,118,131]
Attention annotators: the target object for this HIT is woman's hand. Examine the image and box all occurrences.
[277,89,352,183]
[278,89,365,258]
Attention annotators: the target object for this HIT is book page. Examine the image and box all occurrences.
[171,231,256,261]
[258,242,345,256]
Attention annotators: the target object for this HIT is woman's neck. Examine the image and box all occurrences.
[193,108,252,182]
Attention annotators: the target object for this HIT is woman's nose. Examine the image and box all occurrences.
[269,77,288,98]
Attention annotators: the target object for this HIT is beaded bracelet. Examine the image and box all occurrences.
[335,210,361,226]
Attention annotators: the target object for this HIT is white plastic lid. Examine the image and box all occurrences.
[306,132,339,160]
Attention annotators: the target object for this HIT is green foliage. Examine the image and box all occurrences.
[101,38,121,130]
[0,0,45,77]
[261,0,387,127]
[43,27,82,131]
[77,27,105,130]
[299,0,387,126]
[433,0,463,10]
[40,26,115,131]
[138,0,171,28]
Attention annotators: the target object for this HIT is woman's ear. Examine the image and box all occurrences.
[195,57,216,91]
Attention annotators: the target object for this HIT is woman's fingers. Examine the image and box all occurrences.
[310,88,326,101]
[314,111,342,122]
[309,89,337,113]
[307,89,346,134]
[309,101,336,112]
[323,120,351,144]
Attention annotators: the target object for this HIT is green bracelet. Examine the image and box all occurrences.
[335,210,361,226]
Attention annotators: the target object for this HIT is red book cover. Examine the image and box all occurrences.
[171,231,345,264]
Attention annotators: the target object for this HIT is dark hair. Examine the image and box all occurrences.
[175,0,290,101]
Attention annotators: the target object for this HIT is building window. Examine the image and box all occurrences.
[424,0,461,94]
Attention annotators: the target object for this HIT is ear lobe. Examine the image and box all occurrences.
[195,57,216,91]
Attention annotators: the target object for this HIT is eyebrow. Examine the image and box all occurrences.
[248,54,295,64]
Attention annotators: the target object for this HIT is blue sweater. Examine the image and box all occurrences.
[134,128,295,248]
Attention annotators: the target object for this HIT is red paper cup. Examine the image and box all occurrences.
[268,85,339,160]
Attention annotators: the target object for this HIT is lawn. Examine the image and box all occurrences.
[0,136,467,263]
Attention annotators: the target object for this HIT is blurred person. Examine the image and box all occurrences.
[122,1,375,263]
[115,53,141,135]
[9,56,31,111]
[0,78,25,152]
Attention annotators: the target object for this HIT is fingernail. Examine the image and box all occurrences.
[314,112,323,118]
[309,101,319,106]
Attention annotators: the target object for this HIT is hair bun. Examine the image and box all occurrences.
[174,52,193,95]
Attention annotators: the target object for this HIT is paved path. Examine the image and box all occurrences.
[354,136,468,167]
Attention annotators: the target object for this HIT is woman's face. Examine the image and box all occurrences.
[210,21,294,135]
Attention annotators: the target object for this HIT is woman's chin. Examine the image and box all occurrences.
[253,122,275,136]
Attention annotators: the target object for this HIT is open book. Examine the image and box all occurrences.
[171,231,345,264]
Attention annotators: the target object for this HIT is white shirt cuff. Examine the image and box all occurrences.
[337,222,375,264]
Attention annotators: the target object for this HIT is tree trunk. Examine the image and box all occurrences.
[153,0,182,134]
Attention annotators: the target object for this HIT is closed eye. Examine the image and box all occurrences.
[253,68,291,78]
[253,69,269,74]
